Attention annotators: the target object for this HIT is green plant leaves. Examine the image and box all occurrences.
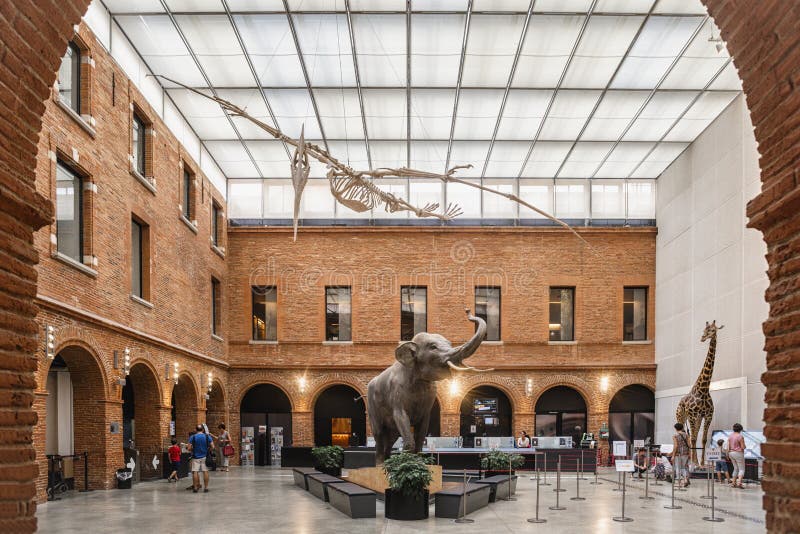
[311,445,344,469]
[480,450,525,470]
[383,452,434,498]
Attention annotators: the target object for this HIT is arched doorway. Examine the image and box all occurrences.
[313,385,366,447]
[206,381,227,432]
[240,384,292,466]
[427,398,441,438]
[121,363,162,480]
[171,375,199,443]
[535,386,587,447]
[609,385,655,445]
[43,346,107,492]
[459,386,512,446]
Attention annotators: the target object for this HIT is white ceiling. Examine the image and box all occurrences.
[103,0,741,182]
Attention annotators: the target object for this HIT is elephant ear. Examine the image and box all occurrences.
[395,341,417,368]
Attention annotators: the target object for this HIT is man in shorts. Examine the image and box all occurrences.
[187,424,214,493]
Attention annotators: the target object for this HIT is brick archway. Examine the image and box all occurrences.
[1,1,799,531]
[124,362,164,480]
[171,374,200,442]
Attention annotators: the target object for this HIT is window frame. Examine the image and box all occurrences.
[131,218,144,299]
[58,41,81,114]
[212,201,222,247]
[212,277,221,337]
[475,286,502,342]
[251,285,277,341]
[548,286,576,342]
[55,158,84,263]
[400,286,428,341]
[623,286,648,341]
[182,166,194,221]
[325,286,352,342]
[132,110,148,177]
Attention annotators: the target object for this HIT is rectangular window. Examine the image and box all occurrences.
[623,287,647,341]
[475,287,501,341]
[132,112,146,176]
[212,278,221,336]
[182,168,193,220]
[212,202,221,246]
[400,286,427,341]
[549,287,575,341]
[58,42,81,114]
[325,286,351,341]
[252,286,277,341]
[131,219,143,298]
[56,160,83,262]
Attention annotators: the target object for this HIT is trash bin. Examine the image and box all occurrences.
[116,468,133,489]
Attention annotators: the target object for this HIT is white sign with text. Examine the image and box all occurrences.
[613,441,627,457]
[616,459,635,472]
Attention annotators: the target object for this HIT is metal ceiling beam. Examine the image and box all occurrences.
[158,0,264,177]
[588,15,710,178]
[515,0,598,179]
[345,0,373,170]
[550,4,655,180]
[625,57,734,179]
[282,0,330,153]
[406,0,411,168]
[175,84,732,92]
[444,0,474,172]
[480,0,536,178]
[111,10,706,17]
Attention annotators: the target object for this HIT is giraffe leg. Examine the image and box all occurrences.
[687,413,701,466]
[700,412,712,467]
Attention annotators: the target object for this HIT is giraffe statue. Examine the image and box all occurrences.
[675,320,724,467]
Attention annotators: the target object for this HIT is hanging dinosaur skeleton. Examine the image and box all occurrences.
[158,76,589,246]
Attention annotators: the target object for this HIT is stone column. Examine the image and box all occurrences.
[292,411,313,446]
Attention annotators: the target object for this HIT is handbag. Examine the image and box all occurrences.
[223,444,235,457]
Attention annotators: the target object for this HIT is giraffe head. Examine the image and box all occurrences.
[701,320,724,342]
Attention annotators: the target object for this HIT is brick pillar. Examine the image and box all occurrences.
[440,412,460,437]
[33,393,48,503]
[514,412,535,438]
[292,412,313,446]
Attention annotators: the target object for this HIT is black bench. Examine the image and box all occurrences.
[474,474,518,502]
[327,482,377,518]
[442,469,481,484]
[292,467,321,490]
[434,483,491,519]
[343,450,376,469]
[307,473,346,502]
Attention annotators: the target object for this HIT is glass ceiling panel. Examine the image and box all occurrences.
[450,141,491,177]
[582,90,649,141]
[512,15,584,88]
[352,14,407,86]
[595,141,656,177]
[519,179,554,218]
[485,141,531,177]
[630,141,688,177]
[664,91,737,141]
[264,89,322,139]
[327,140,370,169]
[370,141,406,169]
[473,0,530,11]
[534,0,594,12]
[294,15,356,86]
[496,90,552,140]
[410,89,456,140]
[104,0,164,13]
[409,180,444,215]
[461,15,527,87]
[562,16,645,89]
[246,140,293,177]
[288,0,345,10]
[661,19,730,90]
[622,90,698,140]
[166,89,237,139]
[229,0,285,9]
[233,15,307,87]
[413,0,469,11]
[350,0,406,10]
[166,0,223,10]
[709,62,742,91]
[314,89,365,139]
[411,141,449,173]
[447,180,481,217]
[363,89,406,139]
[215,89,275,139]
[611,16,704,89]
[595,0,656,13]
[539,90,602,140]
[175,15,254,87]
[521,141,573,177]
[205,140,260,177]
[453,90,505,140]
[483,179,516,218]
[411,14,466,87]
[652,0,707,15]
[558,142,615,177]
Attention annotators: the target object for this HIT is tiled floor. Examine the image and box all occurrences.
[36,467,765,533]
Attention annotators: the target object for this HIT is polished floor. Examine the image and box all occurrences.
[37,467,765,533]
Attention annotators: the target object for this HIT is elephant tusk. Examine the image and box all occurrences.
[447,361,494,373]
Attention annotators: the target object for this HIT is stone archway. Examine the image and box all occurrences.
[205,380,227,432]
[1,1,799,531]
[171,374,200,442]
[123,362,164,480]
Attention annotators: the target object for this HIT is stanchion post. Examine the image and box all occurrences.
[571,458,585,501]
[614,470,622,491]
[541,452,550,486]
[578,449,587,480]
[454,469,474,524]
[639,448,653,500]
[549,460,565,511]
[506,454,516,501]
[527,467,547,524]
[80,451,89,492]
[612,470,633,522]
[664,467,682,509]
[703,466,724,523]
[553,455,566,492]
[701,462,714,500]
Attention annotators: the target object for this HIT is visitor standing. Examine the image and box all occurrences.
[728,423,746,488]
[217,423,232,472]
[714,438,730,484]
[167,438,181,482]
[671,422,691,487]
[187,424,214,493]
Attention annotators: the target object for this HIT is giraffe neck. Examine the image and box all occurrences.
[694,334,717,394]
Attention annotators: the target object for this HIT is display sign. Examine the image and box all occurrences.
[613,441,627,457]
[705,449,722,461]
[633,439,645,449]
[615,459,635,472]
[473,398,498,415]
[470,425,477,433]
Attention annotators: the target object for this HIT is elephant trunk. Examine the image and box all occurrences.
[447,309,487,364]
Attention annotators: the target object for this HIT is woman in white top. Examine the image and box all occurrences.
[517,431,531,448]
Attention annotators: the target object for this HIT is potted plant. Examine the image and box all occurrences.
[480,450,525,478]
[383,452,433,520]
[311,445,344,477]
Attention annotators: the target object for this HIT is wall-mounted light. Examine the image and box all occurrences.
[525,378,533,397]
[449,379,460,397]
[600,375,609,393]
[45,325,55,359]
[123,348,131,376]
[173,362,179,385]
[298,376,307,393]
[206,371,213,395]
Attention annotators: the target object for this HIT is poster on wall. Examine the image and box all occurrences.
[613,440,628,457]
[270,427,284,466]
[633,439,645,449]
[240,427,255,466]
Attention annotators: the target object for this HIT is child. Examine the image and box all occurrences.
[167,438,181,482]
[714,439,730,484]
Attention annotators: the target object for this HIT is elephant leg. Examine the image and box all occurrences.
[384,428,400,461]
[392,409,414,452]
[413,413,431,454]
[374,430,386,465]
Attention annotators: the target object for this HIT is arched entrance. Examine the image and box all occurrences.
[121,363,162,480]
[535,386,587,447]
[206,381,227,432]
[240,384,292,466]
[427,398,441,438]
[171,375,199,442]
[459,386,512,445]
[313,385,366,447]
[43,346,107,492]
[609,385,655,445]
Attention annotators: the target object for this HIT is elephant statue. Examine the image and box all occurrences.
[368,309,491,464]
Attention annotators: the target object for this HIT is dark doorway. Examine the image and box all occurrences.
[459,386,512,445]
[240,384,293,466]
[427,398,441,437]
[313,385,366,447]
[609,384,655,445]
[535,386,587,447]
